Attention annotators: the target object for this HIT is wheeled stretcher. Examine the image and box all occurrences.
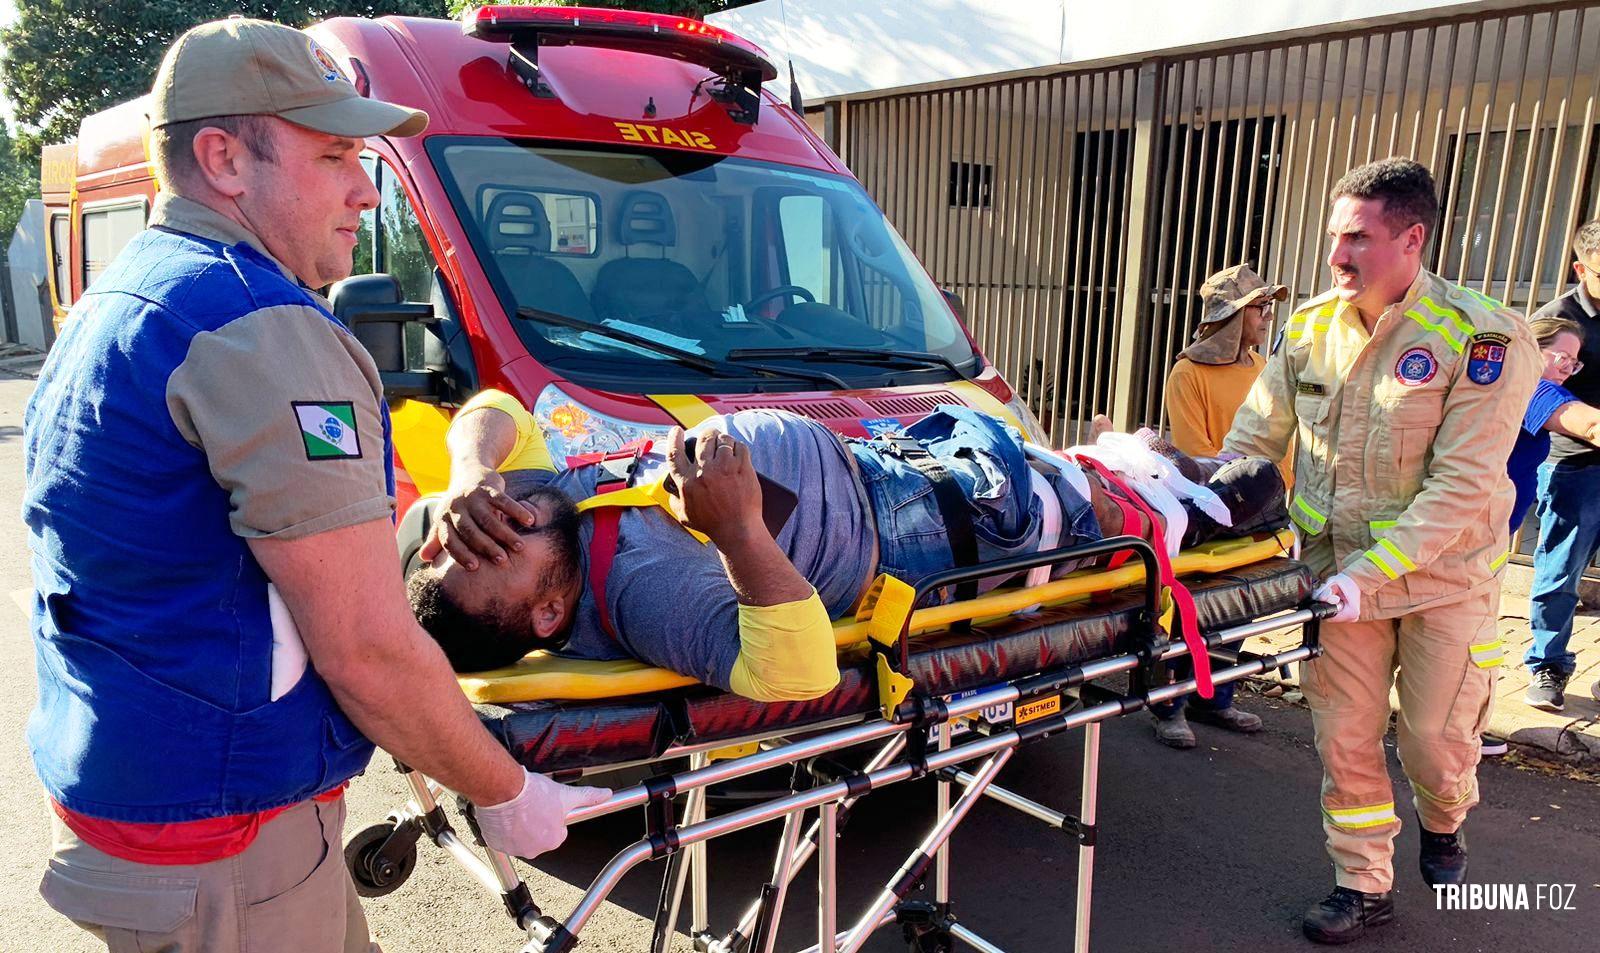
[345,532,1328,953]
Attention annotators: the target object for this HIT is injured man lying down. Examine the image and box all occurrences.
[408,390,1289,702]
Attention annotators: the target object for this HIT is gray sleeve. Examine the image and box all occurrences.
[165,304,393,539]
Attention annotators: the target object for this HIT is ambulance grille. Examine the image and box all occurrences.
[724,398,860,420]
[861,393,956,416]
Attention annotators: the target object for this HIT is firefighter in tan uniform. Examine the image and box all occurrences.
[1223,159,1539,945]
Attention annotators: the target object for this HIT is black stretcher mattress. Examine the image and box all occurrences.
[477,557,1314,775]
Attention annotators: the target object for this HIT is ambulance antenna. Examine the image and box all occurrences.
[779,0,803,113]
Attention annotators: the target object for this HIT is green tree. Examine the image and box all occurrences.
[0,124,39,243]
[445,0,759,22]
[0,0,449,163]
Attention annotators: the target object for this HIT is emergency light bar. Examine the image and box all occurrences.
[463,5,777,124]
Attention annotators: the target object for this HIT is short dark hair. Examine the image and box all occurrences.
[150,114,278,193]
[1330,158,1439,241]
[1574,219,1600,263]
[408,567,537,672]
[407,486,583,673]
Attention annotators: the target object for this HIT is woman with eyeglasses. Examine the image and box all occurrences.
[1507,316,1600,536]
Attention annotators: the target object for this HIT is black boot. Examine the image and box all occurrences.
[1419,825,1468,886]
[1301,887,1395,945]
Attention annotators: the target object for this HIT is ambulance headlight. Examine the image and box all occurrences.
[532,384,676,467]
[1003,393,1052,446]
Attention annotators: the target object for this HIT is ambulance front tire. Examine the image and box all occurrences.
[345,821,420,897]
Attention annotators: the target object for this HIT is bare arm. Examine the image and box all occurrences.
[418,404,537,568]
[666,427,813,606]
[250,519,523,807]
[1544,400,1600,447]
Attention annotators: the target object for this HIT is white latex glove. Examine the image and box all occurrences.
[1312,572,1362,623]
[474,771,612,860]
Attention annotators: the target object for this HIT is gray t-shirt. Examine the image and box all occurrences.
[506,410,874,690]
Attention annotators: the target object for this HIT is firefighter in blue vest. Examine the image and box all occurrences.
[23,20,605,952]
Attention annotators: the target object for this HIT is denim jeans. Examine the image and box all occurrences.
[849,405,1102,597]
[1527,461,1600,675]
[1151,660,1236,718]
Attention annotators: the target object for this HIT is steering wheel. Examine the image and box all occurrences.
[742,285,816,314]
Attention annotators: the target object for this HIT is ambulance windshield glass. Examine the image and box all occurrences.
[429,138,976,390]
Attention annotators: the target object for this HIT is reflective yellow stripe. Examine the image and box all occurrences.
[575,479,711,543]
[1286,320,1331,341]
[1375,538,1417,572]
[1364,547,1402,580]
[1368,519,1398,532]
[1290,496,1327,534]
[1410,778,1474,808]
[1489,549,1510,572]
[1285,304,1337,341]
[1455,285,1504,310]
[1469,639,1504,669]
[1404,297,1475,353]
[649,393,718,428]
[1323,802,1397,830]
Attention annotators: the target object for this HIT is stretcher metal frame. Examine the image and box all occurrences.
[348,536,1327,953]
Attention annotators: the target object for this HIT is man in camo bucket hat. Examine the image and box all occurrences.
[1151,263,1288,748]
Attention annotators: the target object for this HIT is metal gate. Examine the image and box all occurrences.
[837,1,1600,444]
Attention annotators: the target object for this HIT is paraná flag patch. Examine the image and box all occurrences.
[293,401,362,460]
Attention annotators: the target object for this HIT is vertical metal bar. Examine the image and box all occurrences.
[1083,71,1113,429]
[837,750,1014,953]
[1060,73,1087,439]
[1286,41,1326,305]
[818,803,838,953]
[1310,36,1350,283]
[755,810,805,953]
[1144,58,1189,421]
[1031,75,1064,431]
[1364,30,1391,164]
[1233,50,1266,267]
[1347,32,1376,171]
[912,93,932,278]
[1388,27,1414,159]
[1073,722,1104,953]
[1501,11,1559,308]
[1478,17,1533,297]
[1027,77,1055,415]
[1426,22,1461,179]
[935,721,952,902]
[955,87,975,322]
[998,80,1024,371]
[1408,25,1436,160]
[1527,8,1587,314]
[1104,69,1135,425]
[688,753,711,934]
[1547,9,1600,304]
[1171,54,1221,395]
[1158,59,1198,413]
[1444,19,1497,279]
[1267,42,1305,299]
[977,83,1002,356]
[933,90,952,286]
[1049,74,1079,442]
[1005,80,1039,385]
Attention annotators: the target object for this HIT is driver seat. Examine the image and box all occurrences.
[485,192,595,321]
[592,191,708,323]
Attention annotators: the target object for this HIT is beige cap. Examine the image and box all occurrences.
[1196,263,1287,326]
[148,17,427,138]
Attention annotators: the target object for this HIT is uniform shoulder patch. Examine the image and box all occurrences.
[1466,332,1509,386]
[293,401,363,460]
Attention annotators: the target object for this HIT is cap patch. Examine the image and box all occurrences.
[1395,347,1437,386]
[294,401,362,460]
[308,40,348,84]
[1467,332,1508,386]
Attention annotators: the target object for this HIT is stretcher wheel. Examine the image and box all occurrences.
[345,821,418,897]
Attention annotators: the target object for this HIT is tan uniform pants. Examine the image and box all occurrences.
[41,796,377,953]
[1301,584,1501,893]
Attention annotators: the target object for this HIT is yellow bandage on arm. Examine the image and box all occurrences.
[455,389,555,473]
[727,589,841,702]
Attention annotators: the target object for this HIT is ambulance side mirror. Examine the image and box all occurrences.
[941,289,968,325]
[331,273,440,400]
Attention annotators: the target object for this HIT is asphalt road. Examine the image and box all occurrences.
[0,371,1596,952]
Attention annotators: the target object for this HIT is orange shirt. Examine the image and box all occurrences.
[1165,352,1293,487]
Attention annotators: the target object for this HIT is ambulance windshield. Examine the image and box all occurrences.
[428,137,976,390]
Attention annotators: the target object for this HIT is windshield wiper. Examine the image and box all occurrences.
[517,307,847,389]
[724,346,968,380]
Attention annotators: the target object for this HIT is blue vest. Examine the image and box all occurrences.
[23,227,389,822]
